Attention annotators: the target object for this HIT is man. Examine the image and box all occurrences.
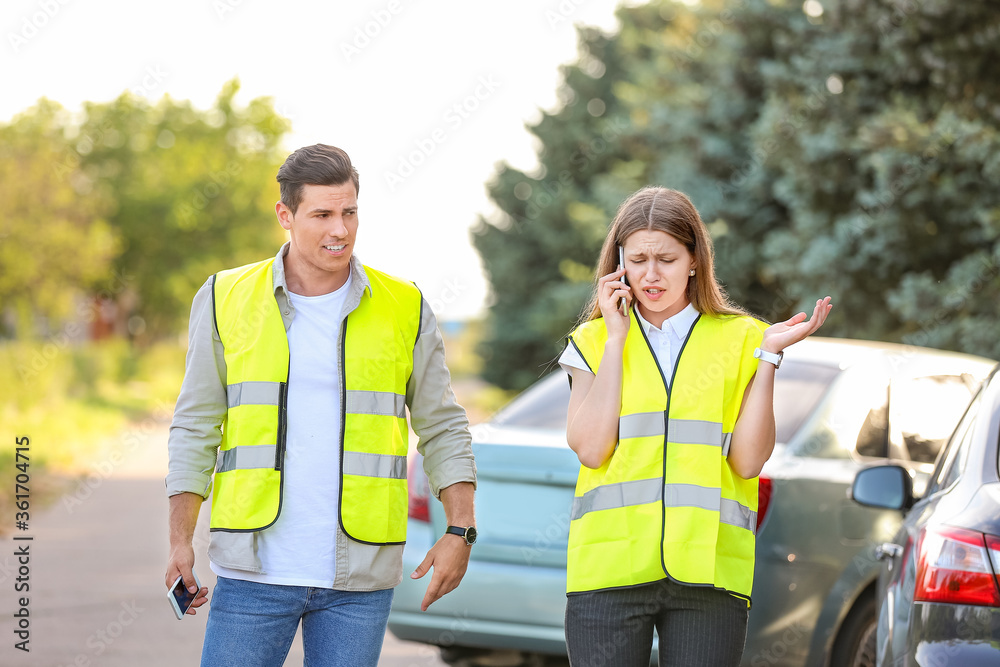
[164,144,477,666]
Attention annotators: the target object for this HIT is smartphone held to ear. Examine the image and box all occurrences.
[167,572,202,620]
[617,246,628,313]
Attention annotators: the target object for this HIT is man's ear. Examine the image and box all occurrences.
[275,201,293,231]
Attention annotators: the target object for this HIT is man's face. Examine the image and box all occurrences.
[276,182,358,291]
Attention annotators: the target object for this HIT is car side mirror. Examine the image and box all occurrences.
[851,465,914,511]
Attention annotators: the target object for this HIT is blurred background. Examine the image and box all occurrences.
[2,0,999,571]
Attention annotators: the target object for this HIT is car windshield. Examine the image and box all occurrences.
[490,359,840,444]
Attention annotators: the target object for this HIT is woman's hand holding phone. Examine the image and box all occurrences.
[598,249,631,343]
[617,246,629,314]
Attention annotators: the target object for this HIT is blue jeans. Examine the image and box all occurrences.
[201,576,395,667]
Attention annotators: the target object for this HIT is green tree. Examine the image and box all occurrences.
[746,0,1000,356]
[473,0,786,390]
[75,79,290,340]
[0,80,292,341]
[471,20,634,390]
[0,99,118,337]
[474,0,1000,390]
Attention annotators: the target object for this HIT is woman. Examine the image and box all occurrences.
[560,186,832,666]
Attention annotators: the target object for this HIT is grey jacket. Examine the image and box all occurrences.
[165,244,476,591]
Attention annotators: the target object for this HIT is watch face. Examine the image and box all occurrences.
[465,526,478,545]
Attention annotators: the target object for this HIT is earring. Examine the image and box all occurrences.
[689,270,696,276]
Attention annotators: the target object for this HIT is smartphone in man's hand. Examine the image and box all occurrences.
[167,573,202,620]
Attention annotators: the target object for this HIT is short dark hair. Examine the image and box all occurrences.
[276,144,360,213]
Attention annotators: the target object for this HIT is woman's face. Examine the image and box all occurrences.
[621,230,695,325]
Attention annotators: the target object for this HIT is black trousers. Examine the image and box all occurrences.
[564,578,748,667]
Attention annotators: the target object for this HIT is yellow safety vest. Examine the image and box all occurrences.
[209,257,422,545]
[566,308,766,604]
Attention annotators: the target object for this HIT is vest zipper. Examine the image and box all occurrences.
[275,377,288,470]
[336,317,350,535]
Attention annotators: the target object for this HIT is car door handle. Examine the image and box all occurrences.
[876,543,903,560]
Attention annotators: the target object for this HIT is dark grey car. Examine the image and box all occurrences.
[851,364,1000,666]
[389,338,995,667]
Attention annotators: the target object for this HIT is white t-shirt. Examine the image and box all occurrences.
[212,275,352,587]
[560,303,699,387]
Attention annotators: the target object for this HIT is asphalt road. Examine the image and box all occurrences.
[0,424,448,667]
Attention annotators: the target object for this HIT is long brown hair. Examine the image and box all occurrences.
[580,186,746,323]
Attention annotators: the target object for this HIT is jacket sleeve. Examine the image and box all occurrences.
[165,277,228,499]
[405,297,477,498]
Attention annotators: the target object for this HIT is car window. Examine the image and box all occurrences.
[889,375,979,464]
[926,389,982,496]
[790,368,887,459]
[772,361,842,445]
[491,360,839,443]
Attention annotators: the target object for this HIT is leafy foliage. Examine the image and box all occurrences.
[474,0,1000,390]
[0,79,290,340]
[0,99,117,334]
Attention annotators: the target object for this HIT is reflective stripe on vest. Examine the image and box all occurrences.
[566,309,765,601]
[216,444,277,473]
[227,381,283,408]
[343,452,407,479]
[346,390,407,419]
[618,413,733,451]
[210,258,422,543]
[570,478,756,532]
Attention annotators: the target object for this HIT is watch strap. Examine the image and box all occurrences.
[445,525,476,545]
[754,347,783,368]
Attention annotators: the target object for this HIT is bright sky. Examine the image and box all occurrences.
[1,0,628,320]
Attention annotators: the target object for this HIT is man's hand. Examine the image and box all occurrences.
[165,543,210,615]
[166,492,209,615]
[410,534,471,611]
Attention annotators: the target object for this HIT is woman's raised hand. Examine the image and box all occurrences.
[761,296,833,353]
[598,267,632,342]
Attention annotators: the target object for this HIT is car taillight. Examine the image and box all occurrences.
[756,475,773,533]
[914,526,1000,606]
[407,455,430,523]
[988,535,1000,583]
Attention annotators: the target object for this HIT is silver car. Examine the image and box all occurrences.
[389,338,995,667]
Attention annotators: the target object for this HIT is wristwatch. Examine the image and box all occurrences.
[445,525,478,546]
[753,347,783,369]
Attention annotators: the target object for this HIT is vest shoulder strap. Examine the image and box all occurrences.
[212,258,276,342]
[361,265,421,300]
[215,257,274,291]
[568,318,608,371]
[359,265,424,340]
